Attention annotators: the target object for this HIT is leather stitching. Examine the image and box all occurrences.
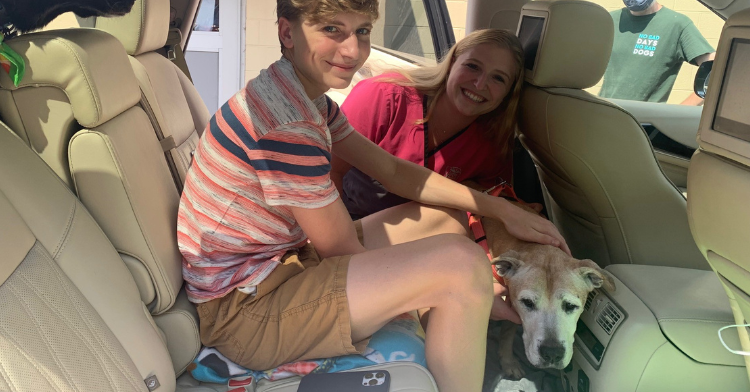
[161,309,201,374]
[51,199,77,259]
[6,282,83,389]
[17,258,143,390]
[69,129,177,313]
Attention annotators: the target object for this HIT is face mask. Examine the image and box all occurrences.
[623,0,655,12]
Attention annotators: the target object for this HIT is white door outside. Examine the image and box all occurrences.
[185,0,244,115]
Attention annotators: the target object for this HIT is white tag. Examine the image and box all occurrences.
[718,323,750,356]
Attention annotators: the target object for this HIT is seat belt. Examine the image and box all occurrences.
[139,89,183,192]
[164,28,193,83]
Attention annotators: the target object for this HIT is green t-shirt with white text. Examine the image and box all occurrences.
[599,7,714,103]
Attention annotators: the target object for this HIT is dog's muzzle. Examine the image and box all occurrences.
[538,341,566,367]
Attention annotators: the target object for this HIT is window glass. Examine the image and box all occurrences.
[371,0,436,59]
[194,0,220,32]
[585,0,723,104]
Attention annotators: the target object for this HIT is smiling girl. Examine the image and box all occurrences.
[178,2,568,391]
[336,29,525,220]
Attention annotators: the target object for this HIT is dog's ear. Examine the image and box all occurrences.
[490,250,525,277]
[576,259,616,292]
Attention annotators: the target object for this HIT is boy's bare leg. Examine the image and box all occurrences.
[361,201,475,331]
[360,201,471,248]
[347,234,493,392]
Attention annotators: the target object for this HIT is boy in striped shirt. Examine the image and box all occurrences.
[178,1,569,390]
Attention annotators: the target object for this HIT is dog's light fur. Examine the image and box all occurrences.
[481,202,615,378]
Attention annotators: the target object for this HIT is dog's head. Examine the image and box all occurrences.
[0,0,135,35]
[492,248,615,369]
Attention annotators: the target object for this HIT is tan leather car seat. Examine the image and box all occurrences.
[0,121,177,392]
[97,0,210,189]
[0,111,440,390]
[517,0,707,270]
[688,8,750,380]
[0,29,199,375]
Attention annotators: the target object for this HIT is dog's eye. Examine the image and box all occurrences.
[563,302,579,314]
[520,298,536,311]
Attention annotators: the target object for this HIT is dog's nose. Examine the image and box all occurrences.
[539,342,565,364]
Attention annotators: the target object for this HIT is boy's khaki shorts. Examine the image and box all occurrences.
[195,221,368,371]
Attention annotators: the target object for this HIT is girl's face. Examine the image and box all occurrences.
[444,43,518,119]
[280,12,373,98]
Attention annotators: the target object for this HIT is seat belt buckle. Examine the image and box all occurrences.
[167,46,176,61]
[227,375,255,391]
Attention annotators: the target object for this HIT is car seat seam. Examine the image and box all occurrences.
[52,201,77,259]
[7,92,31,146]
[117,248,159,296]
[635,341,670,391]
[165,309,201,374]
[99,128,178,310]
[543,87,685,198]
[0,304,61,390]
[137,1,146,54]
[0,359,16,391]
[26,260,144,390]
[658,318,735,323]
[70,130,176,312]
[7,281,89,389]
[53,38,102,125]
[551,141,635,264]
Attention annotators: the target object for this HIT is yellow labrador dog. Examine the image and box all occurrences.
[481,203,615,378]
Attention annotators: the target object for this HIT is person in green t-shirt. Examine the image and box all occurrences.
[598,0,715,105]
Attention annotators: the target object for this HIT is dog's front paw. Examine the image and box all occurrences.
[499,355,525,379]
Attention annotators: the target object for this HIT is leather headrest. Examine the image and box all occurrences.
[96,0,170,56]
[696,7,750,168]
[0,29,142,128]
[521,0,613,89]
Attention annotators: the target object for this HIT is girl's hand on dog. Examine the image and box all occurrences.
[497,201,571,256]
[490,282,521,324]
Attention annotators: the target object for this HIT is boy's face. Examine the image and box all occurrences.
[280,12,373,99]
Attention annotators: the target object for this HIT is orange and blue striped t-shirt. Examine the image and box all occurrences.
[178,57,355,303]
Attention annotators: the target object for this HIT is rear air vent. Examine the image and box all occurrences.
[584,291,597,311]
[596,303,623,335]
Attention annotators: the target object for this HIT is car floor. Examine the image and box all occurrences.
[483,321,566,392]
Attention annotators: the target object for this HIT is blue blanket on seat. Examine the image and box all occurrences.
[188,312,426,384]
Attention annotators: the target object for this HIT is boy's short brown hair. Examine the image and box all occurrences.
[277,0,379,25]
[277,0,379,53]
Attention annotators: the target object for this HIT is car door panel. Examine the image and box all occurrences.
[608,98,701,189]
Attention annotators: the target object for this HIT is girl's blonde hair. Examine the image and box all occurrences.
[383,29,525,158]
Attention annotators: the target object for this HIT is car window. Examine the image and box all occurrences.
[194,0,220,32]
[372,0,439,60]
[585,0,723,105]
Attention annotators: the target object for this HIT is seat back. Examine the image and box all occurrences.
[0,28,199,374]
[0,121,176,391]
[688,8,750,379]
[516,0,707,269]
[97,0,211,189]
